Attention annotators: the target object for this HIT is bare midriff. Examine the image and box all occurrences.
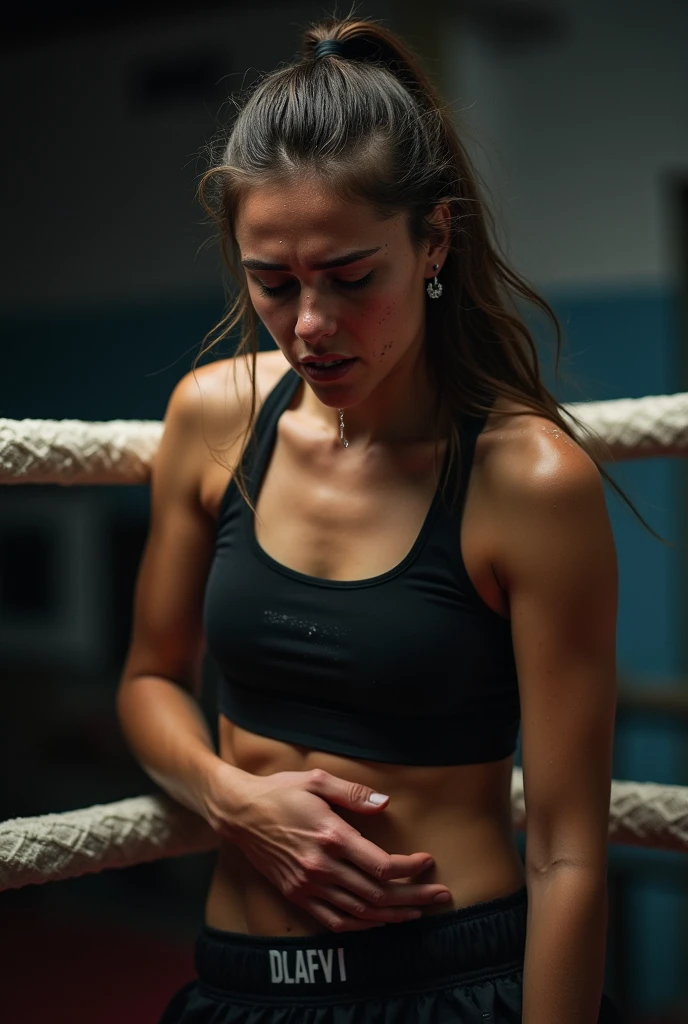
[204,716,525,936]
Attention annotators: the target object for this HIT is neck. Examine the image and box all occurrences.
[302,344,444,449]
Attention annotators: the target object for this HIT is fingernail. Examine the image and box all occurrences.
[368,793,388,805]
[433,892,452,903]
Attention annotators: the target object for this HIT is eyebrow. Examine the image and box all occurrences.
[241,246,381,272]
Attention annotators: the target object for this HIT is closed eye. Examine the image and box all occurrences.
[255,272,375,299]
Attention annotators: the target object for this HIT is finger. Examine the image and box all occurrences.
[342,834,435,882]
[381,880,453,906]
[306,769,391,815]
[299,897,388,933]
[314,885,425,923]
[330,862,451,906]
[387,852,437,876]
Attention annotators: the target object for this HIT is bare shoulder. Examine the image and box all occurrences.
[476,397,610,585]
[162,348,292,516]
[120,348,293,687]
[478,396,601,496]
[165,347,290,440]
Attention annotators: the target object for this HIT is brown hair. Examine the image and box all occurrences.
[195,13,666,542]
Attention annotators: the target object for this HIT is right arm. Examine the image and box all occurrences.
[116,366,246,820]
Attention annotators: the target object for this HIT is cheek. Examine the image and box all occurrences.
[253,298,291,340]
[361,285,419,360]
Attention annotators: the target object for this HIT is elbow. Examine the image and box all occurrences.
[115,669,142,716]
[115,670,163,733]
[525,852,609,887]
[525,827,609,883]
[114,672,146,741]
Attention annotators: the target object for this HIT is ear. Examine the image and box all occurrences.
[424,203,451,277]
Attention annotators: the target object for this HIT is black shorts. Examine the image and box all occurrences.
[158,887,622,1023]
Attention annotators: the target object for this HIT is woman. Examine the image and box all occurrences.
[116,15,635,1023]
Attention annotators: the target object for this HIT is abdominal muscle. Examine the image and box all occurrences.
[204,716,525,936]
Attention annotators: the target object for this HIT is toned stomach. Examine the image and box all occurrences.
[204,715,525,936]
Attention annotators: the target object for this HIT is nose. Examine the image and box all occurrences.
[295,292,336,345]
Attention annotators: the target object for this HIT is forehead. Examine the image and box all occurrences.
[234,178,404,252]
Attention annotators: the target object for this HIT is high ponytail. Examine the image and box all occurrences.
[196,13,667,543]
[303,16,444,112]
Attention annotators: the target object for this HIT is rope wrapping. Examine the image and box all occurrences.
[0,418,163,485]
[564,391,688,456]
[510,771,688,852]
[0,795,217,892]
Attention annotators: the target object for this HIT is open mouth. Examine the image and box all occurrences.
[301,358,357,381]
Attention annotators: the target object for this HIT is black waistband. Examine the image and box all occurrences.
[195,887,527,1000]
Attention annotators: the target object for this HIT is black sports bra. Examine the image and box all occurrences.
[203,368,520,766]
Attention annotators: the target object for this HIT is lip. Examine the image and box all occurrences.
[300,354,353,364]
[301,358,357,384]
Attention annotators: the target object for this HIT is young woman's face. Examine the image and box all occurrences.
[234,177,442,409]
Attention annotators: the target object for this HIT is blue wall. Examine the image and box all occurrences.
[1,295,227,422]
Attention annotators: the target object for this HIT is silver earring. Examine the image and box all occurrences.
[426,263,442,299]
[338,408,349,448]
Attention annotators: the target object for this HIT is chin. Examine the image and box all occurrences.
[306,385,356,408]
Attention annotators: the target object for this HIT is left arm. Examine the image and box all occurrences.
[490,428,618,1024]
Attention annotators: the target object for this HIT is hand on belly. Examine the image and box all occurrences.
[215,764,453,933]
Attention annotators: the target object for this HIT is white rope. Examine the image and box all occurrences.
[510,770,688,852]
[1,392,687,485]
[0,418,163,485]
[1,771,686,892]
[564,392,688,458]
[0,795,217,892]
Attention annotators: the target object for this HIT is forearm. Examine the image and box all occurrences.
[523,865,608,1024]
[116,673,250,826]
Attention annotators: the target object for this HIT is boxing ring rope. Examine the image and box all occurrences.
[2,391,688,485]
[1,389,687,891]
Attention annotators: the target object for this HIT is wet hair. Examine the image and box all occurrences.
[195,12,665,541]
